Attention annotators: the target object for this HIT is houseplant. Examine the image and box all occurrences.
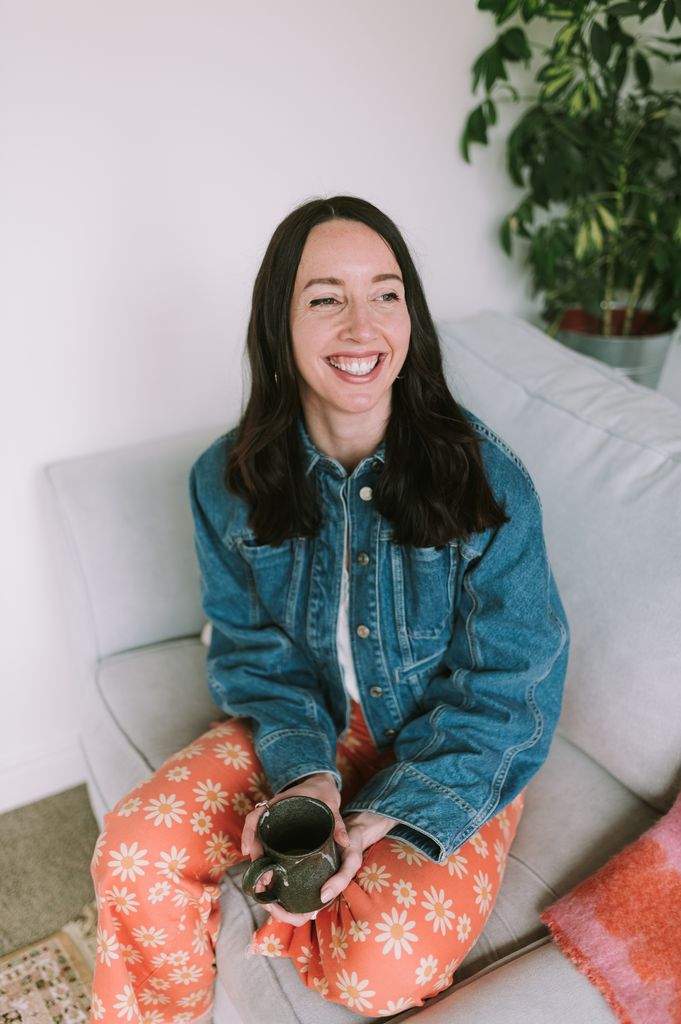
[462,0,681,386]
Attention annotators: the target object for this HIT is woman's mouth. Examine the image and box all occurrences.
[325,354,383,379]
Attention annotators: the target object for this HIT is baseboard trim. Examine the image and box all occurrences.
[0,739,87,814]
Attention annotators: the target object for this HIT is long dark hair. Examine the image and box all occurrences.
[228,196,508,546]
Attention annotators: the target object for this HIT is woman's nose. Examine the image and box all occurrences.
[340,301,377,342]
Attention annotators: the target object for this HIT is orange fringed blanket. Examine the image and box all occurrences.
[541,790,681,1024]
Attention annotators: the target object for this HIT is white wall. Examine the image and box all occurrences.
[4,0,675,813]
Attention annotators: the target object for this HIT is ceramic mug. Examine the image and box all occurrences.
[241,795,341,913]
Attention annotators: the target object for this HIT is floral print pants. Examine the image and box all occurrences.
[90,702,523,1022]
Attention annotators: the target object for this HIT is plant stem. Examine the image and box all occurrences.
[623,267,646,337]
[604,159,627,338]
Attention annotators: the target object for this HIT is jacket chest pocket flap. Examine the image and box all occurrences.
[392,542,458,640]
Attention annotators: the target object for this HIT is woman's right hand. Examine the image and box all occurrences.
[240,772,350,927]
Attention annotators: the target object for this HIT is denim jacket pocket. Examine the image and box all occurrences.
[235,536,303,631]
[391,542,458,640]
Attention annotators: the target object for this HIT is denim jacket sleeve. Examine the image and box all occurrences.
[344,440,570,861]
[189,443,342,795]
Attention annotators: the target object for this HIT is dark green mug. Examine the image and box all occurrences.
[241,795,341,913]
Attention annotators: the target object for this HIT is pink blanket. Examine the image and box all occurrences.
[541,790,681,1024]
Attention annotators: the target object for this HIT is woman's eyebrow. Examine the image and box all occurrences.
[302,273,403,291]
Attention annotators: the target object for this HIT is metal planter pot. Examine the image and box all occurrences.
[556,308,678,389]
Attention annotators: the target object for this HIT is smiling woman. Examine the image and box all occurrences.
[88,195,570,1022]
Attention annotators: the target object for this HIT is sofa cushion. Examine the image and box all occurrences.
[83,638,218,814]
[439,313,681,812]
[46,428,218,659]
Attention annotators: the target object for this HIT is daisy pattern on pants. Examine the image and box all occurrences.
[378,997,415,1015]
[130,925,169,948]
[445,852,468,879]
[144,793,187,828]
[470,834,489,858]
[335,970,375,1012]
[96,928,119,967]
[415,954,439,986]
[328,923,348,960]
[190,810,213,835]
[147,881,171,904]
[108,842,149,882]
[214,741,251,771]
[389,841,427,866]
[421,886,456,935]
[434,957,459,991]
[117,797,142,818]
[90,993,105,1020]
[166,765,191,783]
[348,920,371,943]
[105,885,139,916]
[193,779,229,813]
[113,985,139,1022]
[457,912,472,942]
[357,861,391,894]
[374,908,419,959]
[155,846,190,882]
[392,879,416,907]
[473,871,494,915]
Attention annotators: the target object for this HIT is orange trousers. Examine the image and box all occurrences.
[90,702,523,1021]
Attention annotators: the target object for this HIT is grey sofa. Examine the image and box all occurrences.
[47,312,681,1023]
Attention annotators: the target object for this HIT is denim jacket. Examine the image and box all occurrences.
[189,414,569,862]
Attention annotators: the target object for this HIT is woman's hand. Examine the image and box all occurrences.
[240,772,350,927]
[319,810,398,904]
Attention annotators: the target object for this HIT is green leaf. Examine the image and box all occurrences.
[591,21,613,66]
[608,2,639,14]
[537,61,573,81]
[614,46,629,87]
[500,218,513,256]
[521,0,540,20]
[555,23,579,51]
[568,83,585,115]
[576,222,590,259]
[676,0,681,20]
[541,70,575,98]
[483,98,498,125]
[496,0,521,25]
[597,204,617,231]
[500,27,532,61]
[486,48,508,90]
[634,52,652,86]
[461,105,489,161]
[590,217,604,250]
[587,79,602,109]
[641,0,663,16]
[664,0,675,29]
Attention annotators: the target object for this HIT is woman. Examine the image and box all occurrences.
[90,196,569,1022]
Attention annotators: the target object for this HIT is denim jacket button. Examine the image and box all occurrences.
[369,685,383,698]
[357,552,370,565]
[359,486,373,501]
[356,624,370,639]
[384,728,397,739]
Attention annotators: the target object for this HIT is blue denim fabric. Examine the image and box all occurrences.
[189,414,569,862]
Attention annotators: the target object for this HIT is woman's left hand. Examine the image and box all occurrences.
[318,810,398,905]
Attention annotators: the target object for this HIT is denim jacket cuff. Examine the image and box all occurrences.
[343,763,480,863]
[255,728,341,796]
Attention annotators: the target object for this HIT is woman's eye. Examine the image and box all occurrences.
[377,291,399,302]
[309,297,339,307]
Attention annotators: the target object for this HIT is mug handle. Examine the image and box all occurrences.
[242,857,288,905]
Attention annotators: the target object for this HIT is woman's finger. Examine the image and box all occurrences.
[320,844,363,904]
[264,902,319,927]
[241,805,267,858]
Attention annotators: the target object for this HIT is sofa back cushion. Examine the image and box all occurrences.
[47,428,219,660]
[439,313,681,812]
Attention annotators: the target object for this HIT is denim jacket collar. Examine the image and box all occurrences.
[297,418,386,479]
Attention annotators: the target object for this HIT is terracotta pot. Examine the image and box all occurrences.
[556,308,677,389]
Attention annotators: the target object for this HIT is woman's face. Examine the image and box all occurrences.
[289,219,411,422]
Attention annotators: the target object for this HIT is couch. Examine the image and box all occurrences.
[46,312,681,1023]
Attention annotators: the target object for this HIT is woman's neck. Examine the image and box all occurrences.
[302,402,389,473]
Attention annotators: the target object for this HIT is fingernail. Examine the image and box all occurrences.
[320,889,332,903]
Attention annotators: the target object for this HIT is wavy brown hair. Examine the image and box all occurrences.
[227,196,508,546]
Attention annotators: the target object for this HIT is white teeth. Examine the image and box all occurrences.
[327,355,380,376]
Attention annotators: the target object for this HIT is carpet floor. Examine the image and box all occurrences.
[0,785,100,957]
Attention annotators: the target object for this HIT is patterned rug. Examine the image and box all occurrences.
[0,902,96,1024]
